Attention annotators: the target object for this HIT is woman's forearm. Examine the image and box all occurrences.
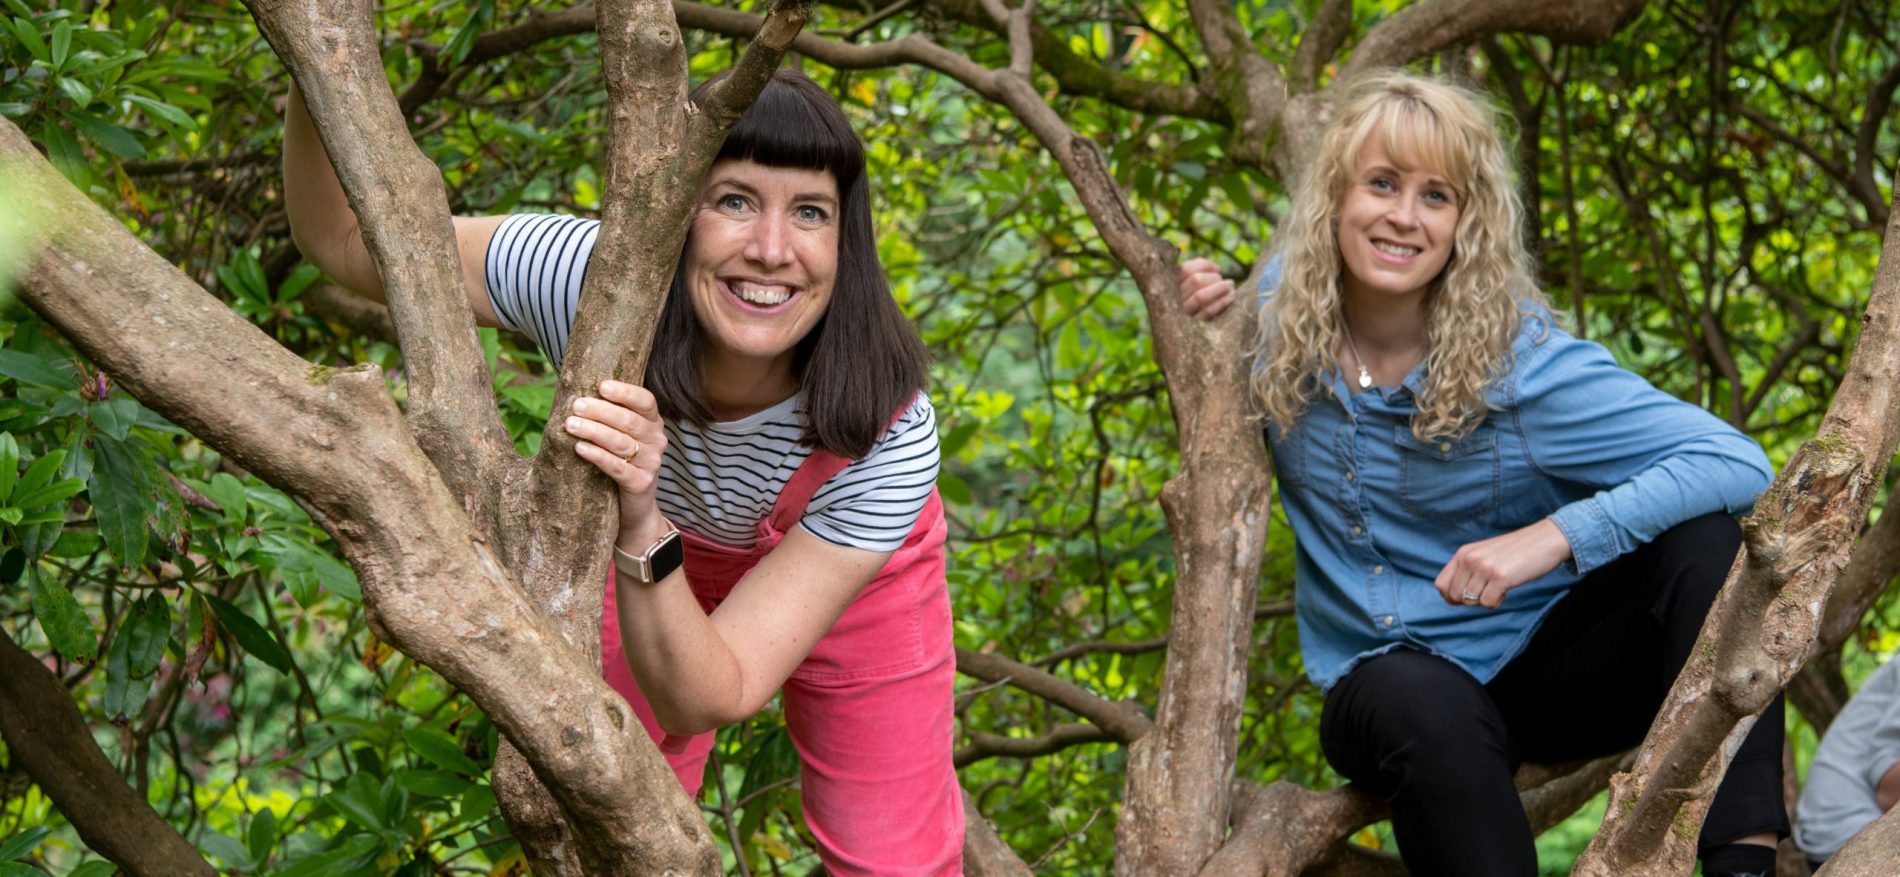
[614,570,754,736]
[282,85,385,299]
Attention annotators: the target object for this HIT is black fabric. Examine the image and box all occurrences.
[1700,841,1777,877]
[1318,513,1788,877]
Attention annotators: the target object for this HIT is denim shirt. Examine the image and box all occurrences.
[1258,270,1775,691]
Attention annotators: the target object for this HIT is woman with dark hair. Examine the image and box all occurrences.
[1178,72,1785,876]
[285,69,961,875]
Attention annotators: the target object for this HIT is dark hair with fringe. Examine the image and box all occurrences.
[643,68,928,460]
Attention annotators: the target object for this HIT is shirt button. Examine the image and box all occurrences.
[1344,471,1355,482]
[1439,442,1452,452]
[1352,525,1364,536]
[1382,615,1395,627]
[1371,564,1384,575]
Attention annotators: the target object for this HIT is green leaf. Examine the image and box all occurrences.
[0,863,50,877]
[13,476,84,515]
[89,397,140,440]
[62,110,146,159]
[29,566,99,662]
[247,806,278,865]
[48,20,69,70]
[7,19,47,64]
[46,530,101,558]
[0,826,50,861]
[123,593,169,678]
[65,862,116,877]
[11,447,68,501]
[90,433,152,567]
[393,769,471,798]
[124,93,195,130]
[38,122,87,187]
[0,433,16,501]
[402,726,483,776]
[269,834,380,877]
[102,613,151,718]
[937,471,972,506]
[196,830,254,871]
[201,472,247,524]
[204,594,292,673]
[0,350,74,389]
[324,772,387,833]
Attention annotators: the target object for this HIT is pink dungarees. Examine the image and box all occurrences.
[601,444,964,875]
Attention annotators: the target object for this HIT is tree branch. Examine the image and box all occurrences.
[1183,0,1288,166]
[963,794,1035,877]
[1577,187,1900,875]
[2,114,717,877]
[1292,0,1354,92]
[0,635,216,877]
[956,647,1153,742]
[956,722,1113,767]
[1850,57,1900,226]
[1341,0,1650,82]
[246,0,513,513]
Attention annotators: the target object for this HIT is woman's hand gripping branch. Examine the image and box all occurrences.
[566,380,672,550]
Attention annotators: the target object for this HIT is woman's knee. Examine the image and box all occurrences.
[1322,651,1510,780]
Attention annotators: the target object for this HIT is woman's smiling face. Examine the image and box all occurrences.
[683,158,840,384]
[1335,132,1462,305]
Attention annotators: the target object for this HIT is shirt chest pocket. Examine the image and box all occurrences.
[1395,424,1500,522]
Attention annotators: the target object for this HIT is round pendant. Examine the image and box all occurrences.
[1357,367,1373,389]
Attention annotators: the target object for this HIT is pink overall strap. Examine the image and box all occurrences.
[765,448,853,534]
[764,393,918,535]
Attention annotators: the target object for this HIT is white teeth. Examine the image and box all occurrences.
[730,282,791,306]
[1373,241,1420,256]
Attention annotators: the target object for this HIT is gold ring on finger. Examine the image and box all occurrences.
[621,441,640,464]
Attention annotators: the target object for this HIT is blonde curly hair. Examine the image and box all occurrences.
[1249,71,1548,442]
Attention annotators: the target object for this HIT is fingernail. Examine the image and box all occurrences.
[566,417,581,430]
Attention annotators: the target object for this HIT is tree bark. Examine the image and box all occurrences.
[1814,805,1900,877]
[1575,190,1900,876]
[5,101,714,877]
[0,635,216,877]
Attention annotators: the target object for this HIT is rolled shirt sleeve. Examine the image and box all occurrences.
[1510,325,1773,574]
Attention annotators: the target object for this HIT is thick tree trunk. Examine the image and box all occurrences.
[1575,191,1900,877]
[5,107,716,877]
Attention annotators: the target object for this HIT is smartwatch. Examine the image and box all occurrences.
[614,518,684,584]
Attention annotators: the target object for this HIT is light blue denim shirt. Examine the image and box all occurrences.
[1257,267,1775,691]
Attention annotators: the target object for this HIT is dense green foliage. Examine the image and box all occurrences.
[1,1,1895,874]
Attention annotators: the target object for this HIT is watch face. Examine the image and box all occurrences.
[650,531,685,581]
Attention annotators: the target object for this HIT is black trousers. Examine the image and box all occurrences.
[1318,513,1788,877]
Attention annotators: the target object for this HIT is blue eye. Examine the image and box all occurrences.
[795,204,830,224]
[718,193,750,211]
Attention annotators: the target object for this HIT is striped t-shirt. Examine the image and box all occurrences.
[484,213,940,552]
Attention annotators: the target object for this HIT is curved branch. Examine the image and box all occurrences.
[1292,0,1354,92]
[963,795,1035,877]
[0,636,216,877]
[1341,0,1650,81]
[956,647,1154,742]
[1851,57,1900,226]
[956,722,1114,767]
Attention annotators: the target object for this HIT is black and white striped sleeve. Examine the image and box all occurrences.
[483,213,600,368]
[800,395,942,553]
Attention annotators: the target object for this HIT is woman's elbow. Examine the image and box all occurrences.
[651,689,761,737]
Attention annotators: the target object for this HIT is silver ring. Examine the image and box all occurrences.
[1460,590,1480,603]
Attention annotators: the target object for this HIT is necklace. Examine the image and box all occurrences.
[1342,324,1374,389]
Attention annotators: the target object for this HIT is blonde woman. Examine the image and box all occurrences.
[1180,72,1785,876]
